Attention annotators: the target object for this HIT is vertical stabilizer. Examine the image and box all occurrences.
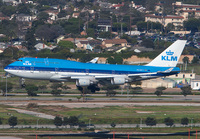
[146,40,187,67]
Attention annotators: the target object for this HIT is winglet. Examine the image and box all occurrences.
[87,57,99,63]
[146,40,187,67]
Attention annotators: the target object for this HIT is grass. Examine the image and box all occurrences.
[186,64,200,75]
[0,104,51,125]
[30,105,200,125]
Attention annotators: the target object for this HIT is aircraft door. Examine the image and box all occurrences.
[15,67,19,73]
[112,70,115,74]
[30,66,34,73]
[55,68,59,74]
[86,69,89,75]
[45,58,49,66]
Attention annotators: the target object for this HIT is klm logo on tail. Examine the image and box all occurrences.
[161,50,177,61]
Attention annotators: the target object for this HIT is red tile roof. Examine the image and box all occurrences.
[145,14,184,19]
[104,39,127,44]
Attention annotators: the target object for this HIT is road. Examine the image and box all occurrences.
[0,94,200,102]
[0,123,197,129]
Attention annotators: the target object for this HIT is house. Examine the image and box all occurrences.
[56,35,65,43]
[45,10,59,21]
[102,39,128,48]
[145,14,184,28]
[76,41,89,49]
[0,12,9,21]
[34,43,57,51]
[130,1,146,12]
[112,2,124,9]
[72,13,80,18]
[168,73,195,85]
[0,49,3,53]
[191,75,200,90]
[98,19,111,32]
[16,14,35,22]
[173,2,200,20]
[63,38,88,44]
[134,78,176,88]
[81,31,87,36]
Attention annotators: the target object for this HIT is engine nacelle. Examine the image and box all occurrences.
[111,78,125,85]
[76,79,91,86]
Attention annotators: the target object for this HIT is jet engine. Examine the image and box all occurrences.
[76,79,91,86]
[111,78,125,85]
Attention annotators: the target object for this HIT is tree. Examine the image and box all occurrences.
[145,117,156,126]
[50,83,63,90]
[181,86,192,99]
[1,5,16,17]
[181,117,189,126]
[111,122,116,128]
[136,21,147,32]
[166,23,175,32]
[0,82,13,96]
[35,25,64,42]
[164,117,174,127]
[0,118,2,125]
[154,90,163,97]
[79,55,93,63]
[58,41,75,49]
[182,56,189,64]
[184,18,200,33]
[54,116,62,127]
[37,12,49,21]
[38,85,47,94]
[57,10,68,18]
[99,32,114,39]
[102,85,119,97]
[17,3,30,14]
[106,56,123,64]
[63,117,69,126]
[25,29,36,50]
[25,84,38,96]
[141,39,155,49]
[68,116,79,126]
[192,56,199,64]
[155,86,166,97]
[106,90,117,97]
[76,96,82,101]
[51,89,61,96]
[8,116,17,128]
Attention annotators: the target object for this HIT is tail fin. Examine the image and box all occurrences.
[146,40,187,67]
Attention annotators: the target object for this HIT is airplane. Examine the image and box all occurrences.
[4,40,187,93]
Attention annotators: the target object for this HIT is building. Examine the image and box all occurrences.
[168,73,195,85]
[191,79,200,90]
[34,43,57,51]
[45,10,59,21]
[72,13,80,18]
[145,14,184,28]
[102,39,128,48]
[16,14,35,22]
[132,78,176,88]
[173,2,200,20]
[97,19,111,32]
[112,2,124,9]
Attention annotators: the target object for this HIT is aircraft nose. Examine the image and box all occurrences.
[4,66,10,73]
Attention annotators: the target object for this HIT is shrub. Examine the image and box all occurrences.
[27,103,38,108]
